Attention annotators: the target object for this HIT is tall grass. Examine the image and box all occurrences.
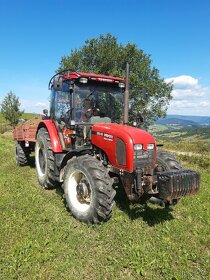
[0,124,12,134]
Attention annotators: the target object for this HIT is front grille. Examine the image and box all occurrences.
[134,150,155,174]
[157,169,200,201]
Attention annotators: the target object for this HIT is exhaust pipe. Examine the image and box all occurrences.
[123,62,129,125]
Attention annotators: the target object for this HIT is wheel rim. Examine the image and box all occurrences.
[67,170,92,212]
[35,141,46,177]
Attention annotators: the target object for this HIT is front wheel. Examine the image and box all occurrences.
[156,150,182,172]
[63,155,116,224]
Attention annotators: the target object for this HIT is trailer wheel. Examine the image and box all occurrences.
[156,150,182,172]
[63,155,116,224]
[16,141,30,166]
[35,128,56,189]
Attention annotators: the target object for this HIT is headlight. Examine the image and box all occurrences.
[79,77,88,83]
[147,143,155,150]
[134,144,143,151]
[118,82,125,88]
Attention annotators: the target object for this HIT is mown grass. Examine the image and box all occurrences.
[0,135,209,279]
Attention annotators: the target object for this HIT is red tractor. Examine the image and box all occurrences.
[13,68,200,224]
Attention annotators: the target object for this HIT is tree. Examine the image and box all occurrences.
[1,91,23,127]
[58,33,173,126]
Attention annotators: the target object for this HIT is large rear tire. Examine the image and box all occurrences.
[16,141,30,166]
[156,150,182,172]
[35,128,56,189]
[63,155,116,224]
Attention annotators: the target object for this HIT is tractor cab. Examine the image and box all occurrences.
[48,70,125,149]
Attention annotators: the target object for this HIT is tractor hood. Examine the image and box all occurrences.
[91,123,156,173]
[92,123,155,147]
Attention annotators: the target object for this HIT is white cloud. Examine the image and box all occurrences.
[165,75,198,89]
[200,101,210,107]
[165,75,210,116]
[35,102,47,107]
[171,88,207,98]
[166,75,209,99]
[20,99,50,113]
[170,100,210,109]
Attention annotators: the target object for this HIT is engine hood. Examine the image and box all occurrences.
[92,123,155,148]
[91,123,156,173]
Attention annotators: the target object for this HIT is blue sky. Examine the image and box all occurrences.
[0,0,210,116]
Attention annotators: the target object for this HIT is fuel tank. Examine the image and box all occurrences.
[91,123,156,173]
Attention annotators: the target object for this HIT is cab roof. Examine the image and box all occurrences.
[63,71,125,84]
[49,70,125,89]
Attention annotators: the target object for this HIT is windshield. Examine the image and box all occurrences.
[74,82,124,123]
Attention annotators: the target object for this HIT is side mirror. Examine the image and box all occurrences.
[43,109,48,115]
[42,109,48,120]
[137,113,144,123]
[53,76,63,91]
[132,113,144,127]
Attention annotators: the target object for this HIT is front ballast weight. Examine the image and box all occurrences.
[147,169,200,208]
[120,167,200,208]
[157,169,200,202]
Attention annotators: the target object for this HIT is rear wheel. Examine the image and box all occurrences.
[35,128,56,189]
[16,141,30,166]
[63,155,116,224]
[156,150,182,172]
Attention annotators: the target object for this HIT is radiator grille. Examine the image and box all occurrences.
[134,150,155,174]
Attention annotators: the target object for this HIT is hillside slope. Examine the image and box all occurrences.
[156,115,210,126]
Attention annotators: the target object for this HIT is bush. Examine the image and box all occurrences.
[0,124,12,134]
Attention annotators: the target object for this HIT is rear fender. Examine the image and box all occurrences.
[37,120,63,153]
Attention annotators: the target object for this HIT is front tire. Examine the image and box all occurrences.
[156,150,182,172]
[63,155,116,224]
[35,128,56,189]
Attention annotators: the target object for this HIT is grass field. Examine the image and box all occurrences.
[0,135,209,279]
[149,124,210,143]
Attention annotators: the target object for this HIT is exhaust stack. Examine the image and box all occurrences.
[123,62,129,125]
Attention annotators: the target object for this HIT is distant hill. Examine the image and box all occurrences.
[156,115,210,126]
